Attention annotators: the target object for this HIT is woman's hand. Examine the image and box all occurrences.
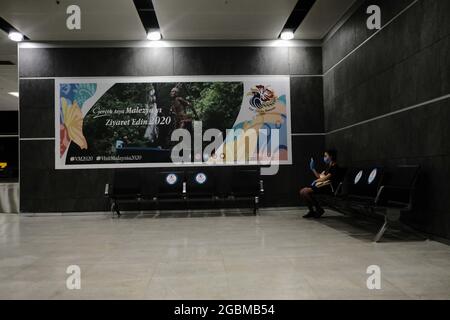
[309,158,321,179]
[316,174,332,183]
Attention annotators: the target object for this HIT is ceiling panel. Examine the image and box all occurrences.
[0,64,18,111]
[0,0,360,111]
[0,29,17,64]
[0,0,359,42]
[153,0,298,40]
[295,0,357,39]
[0,31,17,111]
[0,0,146,41]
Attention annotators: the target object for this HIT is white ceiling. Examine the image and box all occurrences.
[0,63,18,111]
[0,0,356,111]
[295,0,357,39]
[0,28,17,63]
[0,0,146,41]
[154,0,356,40]
[0,31,18,111]
[153,0,298,40]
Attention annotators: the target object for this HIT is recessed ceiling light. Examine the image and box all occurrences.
[8,92,19,98]
[147,30,162,41]
[8,31,24,42]
[280,30,294,41]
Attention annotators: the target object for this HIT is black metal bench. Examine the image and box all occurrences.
[106,170,188,216]
[106,169,142,216]
[105,167,264,216]
[318,165,421,242]
[341,166,385,210]
[228,168,263,214]
[185,169,216,205]
[370,165,421,242]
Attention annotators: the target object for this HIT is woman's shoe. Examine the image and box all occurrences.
[314,208,325,218]
[303,210,317,218]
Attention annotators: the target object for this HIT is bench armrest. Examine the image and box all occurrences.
[104,183,112,197]
[375,185,385,205]
[334,182,344,196]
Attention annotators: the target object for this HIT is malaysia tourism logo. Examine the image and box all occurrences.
[247,85,278,113]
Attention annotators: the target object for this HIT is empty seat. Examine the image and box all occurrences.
[156,171,185,199]
[186,170,215,198]
[346,167,384,202]
[318,164,422,242]
[111,169,142,198]
[375,165,420,209]
[105,167,263,216]
[231,168,260,197]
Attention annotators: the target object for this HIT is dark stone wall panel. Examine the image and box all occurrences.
[19,49,55,77]
[19,45,324,212]
[290,77,324,133]
[324,0,450,238]
[262,135,325,206]
[173,47,289,75]
[325,35,449,132]
[53,47,174,77]
[323,0,417,72]
[288,47,323,75]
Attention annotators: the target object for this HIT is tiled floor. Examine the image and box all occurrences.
[0,208,450,300]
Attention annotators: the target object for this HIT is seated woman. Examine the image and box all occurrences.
[299,150,339,219]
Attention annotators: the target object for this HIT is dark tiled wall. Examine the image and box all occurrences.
[19,46,324,212]
[323,0,450,238]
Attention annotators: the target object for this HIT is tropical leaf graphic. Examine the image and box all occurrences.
[74,83,97,107]
[63,100,88,150]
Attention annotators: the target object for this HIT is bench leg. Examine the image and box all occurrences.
[110,200,117,217]
[254,196,259,215]
[111,200,121,217]
[374,216,388,242]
